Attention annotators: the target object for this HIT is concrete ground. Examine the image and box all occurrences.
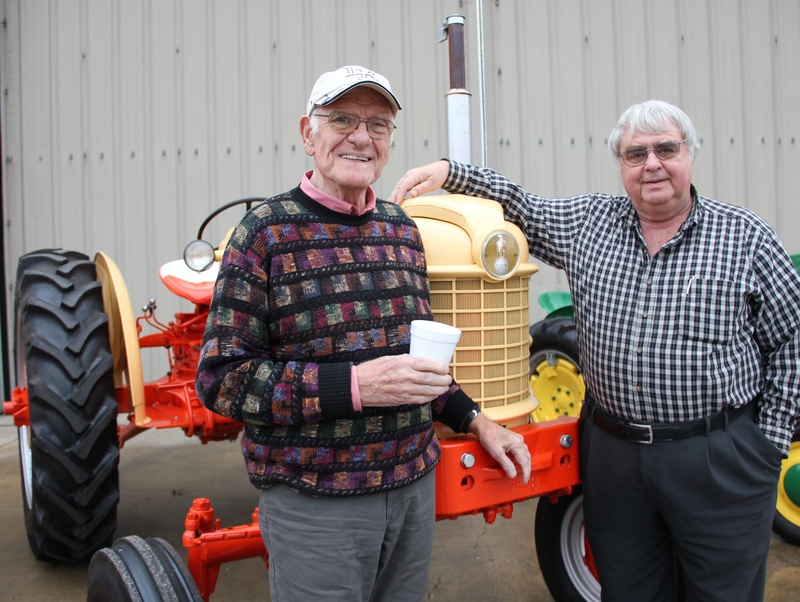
[1,413,799,601]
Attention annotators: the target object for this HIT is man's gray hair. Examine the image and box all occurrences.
[309,110,322,134]
[608,100,700,168]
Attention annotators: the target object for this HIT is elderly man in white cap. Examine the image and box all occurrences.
[196,66,531,602]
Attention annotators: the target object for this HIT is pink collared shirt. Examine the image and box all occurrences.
[300,171,372,411]
[300,170,377,216]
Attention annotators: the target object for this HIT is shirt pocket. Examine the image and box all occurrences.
[680,278,740,344]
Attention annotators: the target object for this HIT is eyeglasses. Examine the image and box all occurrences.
[620,140,686,166]
[312,111,396,139]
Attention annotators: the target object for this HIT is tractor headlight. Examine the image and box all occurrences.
[183,240,216,272]
[480,231,520,279]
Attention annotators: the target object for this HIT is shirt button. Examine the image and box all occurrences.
[642,312,648,318]
[647,279,652,286]
[636,347,643,354]
[635,386,643,392]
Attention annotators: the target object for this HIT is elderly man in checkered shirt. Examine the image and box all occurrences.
[390,99,800,602]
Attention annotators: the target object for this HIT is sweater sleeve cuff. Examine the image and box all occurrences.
[436,388,480,433]
[319,363,356,419]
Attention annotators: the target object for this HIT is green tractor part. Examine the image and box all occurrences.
[536,291,574,319]
[775,440,800,545]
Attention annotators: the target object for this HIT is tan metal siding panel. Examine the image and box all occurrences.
[738,0,778,224]
[483,0,590,195]
[706,1,748,211]
[2,0,24,282]
[646,2,682,100]
[180,1,214,228]
[142,0,187,376]
[305,0,341,66]
[148,0,181,273]
[54,1,86,254]
[242,0,275,205]
[675,0,715,199]
[550,0,590,196]
[584,0,624,195]
[773,0,800,244]
[18,0,56,250]
[210,2,245,204]
[484,0,527,183]
[613,0,649,107]
[0,0,22,394]
[273,2,311,194]
[515,1,558,196]
[115,0,151,316]
[377,1,448,197]
[85,0,118,257]
[340,2,372,64]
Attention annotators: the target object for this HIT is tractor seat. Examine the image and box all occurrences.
[159,259,219,306]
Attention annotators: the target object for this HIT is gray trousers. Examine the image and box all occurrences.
[581,403,782,601]
[258,470,436,602]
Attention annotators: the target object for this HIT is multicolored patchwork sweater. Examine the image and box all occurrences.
[196,187,477,496]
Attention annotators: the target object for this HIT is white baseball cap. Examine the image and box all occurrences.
[306,65,402,116]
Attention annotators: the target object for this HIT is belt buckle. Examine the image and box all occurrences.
[630,422,654,444]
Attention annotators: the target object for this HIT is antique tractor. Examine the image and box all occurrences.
[5,194,590,601]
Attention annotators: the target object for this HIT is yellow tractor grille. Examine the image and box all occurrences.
[429,276,532,416]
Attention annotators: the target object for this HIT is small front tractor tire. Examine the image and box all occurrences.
[535,486,601,602]
[529,317,584,422]
[15,249,120,562]
[87,536,202,602]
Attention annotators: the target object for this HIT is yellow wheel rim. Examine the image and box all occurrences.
[530,357,585,422]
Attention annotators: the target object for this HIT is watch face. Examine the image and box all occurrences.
[462,408,480,432]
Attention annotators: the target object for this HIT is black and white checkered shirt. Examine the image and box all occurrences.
[445,160,800,455]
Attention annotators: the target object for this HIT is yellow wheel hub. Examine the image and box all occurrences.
[530,357,585,422]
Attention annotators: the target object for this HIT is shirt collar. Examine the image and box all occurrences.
[300,170,377,216]
[683,185,700,231]
[620,184,700,232]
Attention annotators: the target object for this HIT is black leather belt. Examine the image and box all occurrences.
[590,401,754,444]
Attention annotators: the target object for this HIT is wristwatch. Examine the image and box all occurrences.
[460,407,481,433]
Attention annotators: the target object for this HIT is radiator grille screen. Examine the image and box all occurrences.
[430,276,531,410]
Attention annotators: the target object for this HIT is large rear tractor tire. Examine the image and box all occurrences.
[15,249,120,562]
[87,536,202,602]
[774,432,800,545]
[529,317,584,422]
[535,486,601,602]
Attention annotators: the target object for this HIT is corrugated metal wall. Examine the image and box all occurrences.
[1,0,799,387]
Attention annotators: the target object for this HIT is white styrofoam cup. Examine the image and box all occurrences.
[409,320,462,365]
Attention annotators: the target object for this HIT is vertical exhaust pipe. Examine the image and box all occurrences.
[438,15,472,164]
